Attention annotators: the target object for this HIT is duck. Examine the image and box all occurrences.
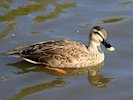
[7,26,115,68]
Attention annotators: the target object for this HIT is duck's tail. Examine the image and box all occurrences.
[7,45,29,57]
[6,50,21,57]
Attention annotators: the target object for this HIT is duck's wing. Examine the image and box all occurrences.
[7,40,89,67]
[7,40,67,56]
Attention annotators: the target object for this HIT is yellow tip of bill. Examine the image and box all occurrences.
[107,47,115,51]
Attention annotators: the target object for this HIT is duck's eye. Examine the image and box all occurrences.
[94,31,101,36]
[94,31,99,34]
[94,31,104,40]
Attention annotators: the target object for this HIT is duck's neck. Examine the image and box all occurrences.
[88,41,103,53]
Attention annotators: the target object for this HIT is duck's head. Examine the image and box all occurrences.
[89,26,115,51]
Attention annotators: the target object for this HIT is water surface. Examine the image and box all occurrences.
[0,0,133,100]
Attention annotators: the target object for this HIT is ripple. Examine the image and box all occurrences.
[97,17,126,24]
[118,1,132,7]
[31,31,41,34]
[33,3,76,23]
[0,76,8,81]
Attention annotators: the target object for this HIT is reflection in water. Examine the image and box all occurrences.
[0,0,76,22]
[88,72,113,88]
[0,0,13,9]
[119,1,132,7]
[33,3,76,23]
[97,17,125,24]
[0,76,8,81]
[10,78,69,100]
[0,0,76,39]
[0,4,44,22]
[3,60,113,99]
[0,21,16,39]
[7,60,113,99]
[8,61,113,87]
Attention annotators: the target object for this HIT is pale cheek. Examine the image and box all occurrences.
[97,36,103,42]
[92,35,99,42]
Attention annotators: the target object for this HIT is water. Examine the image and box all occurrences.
[0,0,133,100]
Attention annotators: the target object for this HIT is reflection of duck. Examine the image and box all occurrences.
[8,61,113,88]
[88,72,113,88]
[87,62,113,88]
[7,26,115,68]
[7,60,113,100]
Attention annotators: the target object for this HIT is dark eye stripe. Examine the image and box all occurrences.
[94,31,104,39]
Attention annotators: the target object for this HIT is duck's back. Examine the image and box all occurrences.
[8,40,94,68]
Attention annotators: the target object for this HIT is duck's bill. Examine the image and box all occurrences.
[101,40,115,51]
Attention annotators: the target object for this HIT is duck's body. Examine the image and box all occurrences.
[8,26,114,68]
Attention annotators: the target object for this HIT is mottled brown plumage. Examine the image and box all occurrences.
[7,26,114,68]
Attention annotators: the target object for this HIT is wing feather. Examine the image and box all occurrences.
[8,40,89,67]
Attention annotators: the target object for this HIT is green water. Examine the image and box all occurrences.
[0,0,133,100]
